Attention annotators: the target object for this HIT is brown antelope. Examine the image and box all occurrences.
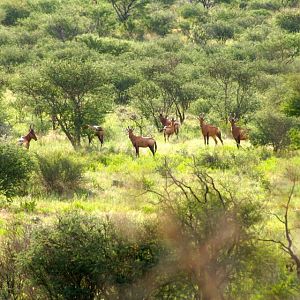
[163,118,178,142]
[85,125,104,147]
[18,125,37,149]
[159,113,172,127]
[229,115,248,148]
[198,113,223,146]
[159,113,180,137]
[127,127,157,157]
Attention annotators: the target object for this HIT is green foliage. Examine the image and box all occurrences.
[0,221,31,299]
[145,6,175,36]
[249,0,281,11]
[0,1,30,26]
[205,21,234,41]
[283,75,300,118]
[277,11,300,33]
[78,34,132,55]
[0,143,34,199]
[250,110,298,151]
[21,211,162,299]
[15,57,114,149]
[44,11,90,41]
[37,151,83,194]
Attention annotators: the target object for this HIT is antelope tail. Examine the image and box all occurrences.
[154,141,157,153]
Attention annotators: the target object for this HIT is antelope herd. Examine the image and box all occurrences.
[18,113,248,156]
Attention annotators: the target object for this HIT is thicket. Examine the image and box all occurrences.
[37,151,84,195]
[0,143,34,199]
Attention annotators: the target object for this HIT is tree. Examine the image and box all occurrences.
[259,166,300,280]
[16,59,114,150]
[284,75,300,118]
[129,80,163,130]
[107,0,146,23]
[146,159,272,299]
[207,54,259,121]
[250,110,298,151]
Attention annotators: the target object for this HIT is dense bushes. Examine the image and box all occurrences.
[250,110,298,151]
[37,151,83,194]
[0,143,34,199]
[21,212,162,299]
[277,11,300,33]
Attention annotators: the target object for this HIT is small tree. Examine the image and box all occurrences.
[250,110,297,151]
[146,159,270,299]
[16,58,114,150]
[284,75,300,118]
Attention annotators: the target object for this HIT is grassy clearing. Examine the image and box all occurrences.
[1,112,300,242]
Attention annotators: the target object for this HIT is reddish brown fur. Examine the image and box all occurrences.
[229,117,248,148]
[163,118,177,142]
[128,127,157,157]
[159,113,172,127]
[86,125,104,147]
[18,126,37,149]
[159,113,180,137]
[198,114,223,146]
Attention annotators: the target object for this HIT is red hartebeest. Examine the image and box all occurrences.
[18,125,37,149]
[159,113,180,137]
[127,127,157,157]
[163,118,176,142]
[229,115,248,148]
[198,113,223,146]
[85,125,104,147]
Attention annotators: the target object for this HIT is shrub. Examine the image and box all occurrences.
[250,110,298,151]
[205,21,234,41]
[145,10,175,36]
[21,212,162,299]
[0,1,30,26]
[277,12,300,33]
[37,151,83,194]
[0,221,32,299]
[250,1,281,11]
[0,143,34,199]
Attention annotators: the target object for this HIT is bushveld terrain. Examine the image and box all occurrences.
[0,0,300,299]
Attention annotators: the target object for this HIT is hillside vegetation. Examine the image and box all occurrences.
[0,0,300,299]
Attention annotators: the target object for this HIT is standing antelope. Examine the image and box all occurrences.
[18,125,37,149]
[159,113,172,127]
[198,113,223,146]
[85,125,104,147]
[229,115,248,148]
[127,127,157,157]
[163,118,178,142]
[159,113,180,137]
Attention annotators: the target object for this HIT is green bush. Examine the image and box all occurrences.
[0,1,30,26]
[205,21,234,41]
[21,212,162,299]
[250,110,298,151]
[145,10,175,36]
[277,11,300,33]
[37,151,83,194]
[0,143,34,199]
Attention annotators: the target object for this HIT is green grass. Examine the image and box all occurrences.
[1,111,300,244]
